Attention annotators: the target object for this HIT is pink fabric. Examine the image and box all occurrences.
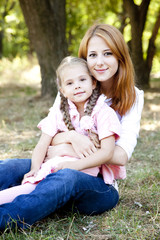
[24,94,125,185]
[23,156,99,184]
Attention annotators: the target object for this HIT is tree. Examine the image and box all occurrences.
[19,0,67,97]
[123,0,160,88]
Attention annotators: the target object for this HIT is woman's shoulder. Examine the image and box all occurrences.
[135,86,144,99]
[134,86,144,109]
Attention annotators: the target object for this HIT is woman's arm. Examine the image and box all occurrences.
[115,88,144,162]
[108,87,144,166]
[23,133,52,179]
[54,136,115,172]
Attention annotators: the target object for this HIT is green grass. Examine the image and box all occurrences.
[0,57,160,239]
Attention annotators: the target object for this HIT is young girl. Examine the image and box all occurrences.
[0,56,121,205]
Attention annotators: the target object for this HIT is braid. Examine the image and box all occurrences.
[60,92,75,130]
[84,84,100,116]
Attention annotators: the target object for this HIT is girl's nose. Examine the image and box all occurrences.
[74,83,80,89]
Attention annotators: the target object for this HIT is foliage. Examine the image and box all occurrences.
[66,0,121,56]
[1,1,160,70]
[0,0,29,58]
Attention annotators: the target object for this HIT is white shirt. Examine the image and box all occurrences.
[115,87,144,159]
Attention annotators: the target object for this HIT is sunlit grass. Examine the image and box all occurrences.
[0,57,160,239]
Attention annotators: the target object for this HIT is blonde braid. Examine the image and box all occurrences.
[60,92,75,130]
[84,84,100,116]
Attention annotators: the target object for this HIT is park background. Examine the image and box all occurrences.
[0,0,160,239]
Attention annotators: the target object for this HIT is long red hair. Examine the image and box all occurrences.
[78,24,136,116]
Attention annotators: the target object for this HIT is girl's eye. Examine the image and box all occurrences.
[80,78,86,81]
[66,82,72,86]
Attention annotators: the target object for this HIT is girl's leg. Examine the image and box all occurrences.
[0,183,36,204]
[0,169,119,231]
[0,159,31,190]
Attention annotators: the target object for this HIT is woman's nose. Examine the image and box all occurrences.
[97,55,104,66]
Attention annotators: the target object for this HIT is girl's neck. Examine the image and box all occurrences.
[75,102,85,118]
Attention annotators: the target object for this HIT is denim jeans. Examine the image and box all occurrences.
[0,159,31,190]
[0,158,119,230]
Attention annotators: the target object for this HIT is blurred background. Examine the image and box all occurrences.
[0,0,160,97]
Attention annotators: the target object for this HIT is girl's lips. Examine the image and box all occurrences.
[74,91,85,96]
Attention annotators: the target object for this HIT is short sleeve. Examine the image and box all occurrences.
[96,105,121,140]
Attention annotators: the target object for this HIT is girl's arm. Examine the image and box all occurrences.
[108,145,128,166]
[54,135,115,172]
[23,133,52,179]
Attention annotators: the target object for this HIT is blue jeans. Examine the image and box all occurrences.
[0,159,119,230]
[0,159,31,190]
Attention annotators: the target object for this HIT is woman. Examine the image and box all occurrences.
[0,24,144,230]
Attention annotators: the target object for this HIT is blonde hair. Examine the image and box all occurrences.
[78,24,136,116]
[56,56,100,130]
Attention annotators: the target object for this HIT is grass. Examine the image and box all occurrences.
[0,57,160,239]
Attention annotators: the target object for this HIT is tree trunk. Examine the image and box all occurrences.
[0,30,3,59]
[19,0,68,97]
[122,0,160,89]
[123,0,151,88]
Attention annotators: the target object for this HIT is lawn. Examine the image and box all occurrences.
[0,57,160,239]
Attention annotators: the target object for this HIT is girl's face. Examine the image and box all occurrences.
[87,35,119,88]
[60,64,96,108]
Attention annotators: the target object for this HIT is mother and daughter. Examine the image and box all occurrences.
[0,23,144,230]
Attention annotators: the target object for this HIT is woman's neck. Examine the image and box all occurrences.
[100,83,112,98]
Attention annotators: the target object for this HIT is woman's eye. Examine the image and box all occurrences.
[104,51,112,56]
[80,78,86,81]
[88,53,96,58]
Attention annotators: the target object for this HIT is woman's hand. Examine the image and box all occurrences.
[50,131,98,159]
[45,144,78,162]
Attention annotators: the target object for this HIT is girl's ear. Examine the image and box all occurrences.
[59,87,66,98]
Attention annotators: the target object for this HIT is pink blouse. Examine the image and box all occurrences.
[37,94,125,184]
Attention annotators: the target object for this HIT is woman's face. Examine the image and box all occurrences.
[87,35,119,87]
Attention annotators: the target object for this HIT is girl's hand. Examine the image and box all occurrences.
[23,169,39,180]
[53,160,80,172]
[69,131,97,158]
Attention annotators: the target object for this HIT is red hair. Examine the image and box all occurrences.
[78,24,136,116]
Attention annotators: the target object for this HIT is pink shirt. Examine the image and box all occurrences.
[37,94,124,184]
